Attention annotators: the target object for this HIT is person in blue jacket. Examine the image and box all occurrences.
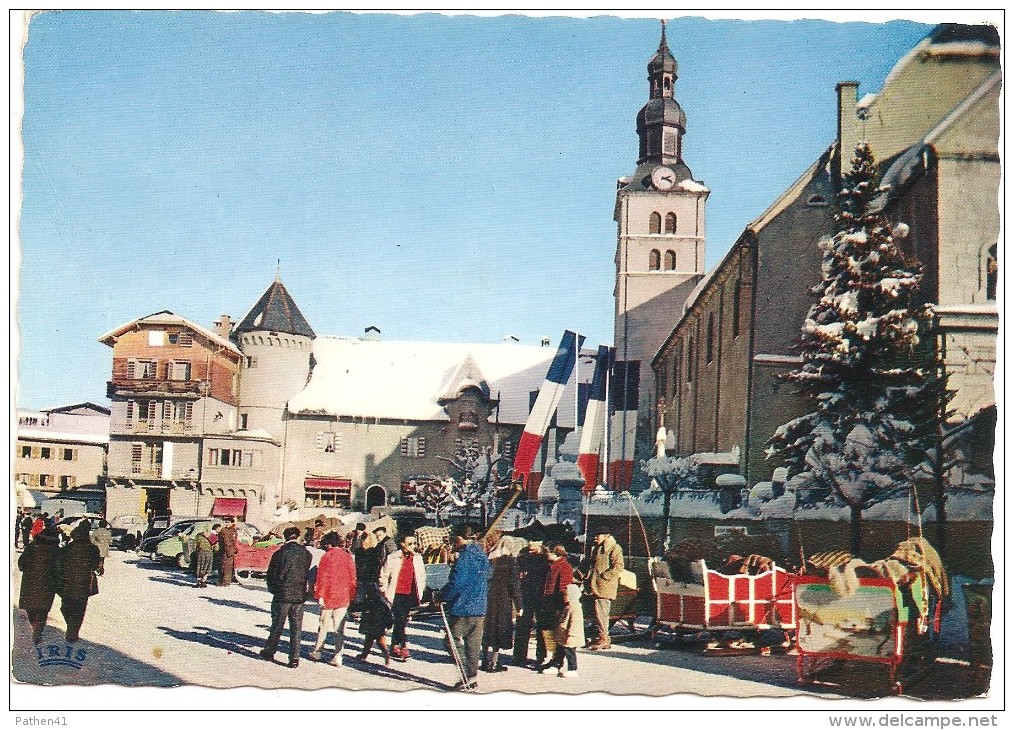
[438,524,492,690]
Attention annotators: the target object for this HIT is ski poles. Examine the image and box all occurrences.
[438,601,475,692]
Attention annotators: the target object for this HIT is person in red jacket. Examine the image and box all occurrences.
[537,544,574,666]
[311,532,357,666]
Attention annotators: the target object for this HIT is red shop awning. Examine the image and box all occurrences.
[212,497,247,517]
[304,477,352,495]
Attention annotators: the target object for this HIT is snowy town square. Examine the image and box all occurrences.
[12,10,1001,718]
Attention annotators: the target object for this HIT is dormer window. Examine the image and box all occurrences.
[806,194,829,208]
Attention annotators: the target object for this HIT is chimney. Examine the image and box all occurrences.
[835,81,861,182]
[363,326,381,341]
[213,314,234,339]
[541,337,551,347]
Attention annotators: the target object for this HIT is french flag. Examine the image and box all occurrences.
[513,330,585,497]
[577,346,613,493]
[607,359,639,491]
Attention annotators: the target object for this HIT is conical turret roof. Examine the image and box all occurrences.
[235,278,315,339]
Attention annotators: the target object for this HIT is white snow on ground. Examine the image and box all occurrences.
[11,551,809,698]
[585,487,993,524]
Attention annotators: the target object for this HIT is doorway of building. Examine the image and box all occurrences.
[142,487,171,520]
[365,484,387,511]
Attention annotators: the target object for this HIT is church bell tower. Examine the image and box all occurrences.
[613,20,709,472]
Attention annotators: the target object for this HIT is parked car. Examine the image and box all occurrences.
[137,519,205,557]
[147,520,261,569]
[109,515,149,551]
[56,514,108,546]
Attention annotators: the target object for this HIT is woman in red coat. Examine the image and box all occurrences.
[311,532,357,666]
[537,544,574,661]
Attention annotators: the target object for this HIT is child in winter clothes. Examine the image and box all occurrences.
[540,582,584,678]
[355,581,393,665]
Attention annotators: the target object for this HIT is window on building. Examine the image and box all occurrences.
[168,330,193,347]
[59,475,76,489]
[304,478,352,508]
[673,349,681,395]
[649,249,661,271]
[168,361,191,381]
[664,250,676,271]
[649,212,661,235]
[663,130,677,157]
[665,213,677,234]
[40,447,52,460]
[240,414,249,430]
[986,244,998,301]
[732,281,742,338]
[806,194,829,207]
[316,432,342,454]
[501,440,514,458]
[686,337,694,382]
[400,437,427,458]
[61,448,76,461]
[128,360,158,379]
[40,474,54,488]
[245,356,257,369]
[148,330,165,347]
[706,314,715,364]
[131,443,161,475]
[20,445,31,458]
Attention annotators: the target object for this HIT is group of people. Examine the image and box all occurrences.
[188,518,240,588]
[17,518,103,645]
[256,521,625,693]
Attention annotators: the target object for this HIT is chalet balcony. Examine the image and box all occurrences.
[113,419,196,436]
[107,378,206,398]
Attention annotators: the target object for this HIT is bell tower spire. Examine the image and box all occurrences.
[637,19,687,167]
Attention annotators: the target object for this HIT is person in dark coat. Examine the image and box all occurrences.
[259,526,312,668]
[57,522,101,643]
[20,512,34,550]
[218,518,239,586]
[18,525,61,644]
[355,581,393,665]
[513,539,549,666]
[482,536,524,673]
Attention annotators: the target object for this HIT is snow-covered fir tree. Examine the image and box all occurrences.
[767,142,947,554]
[642,453,702,550]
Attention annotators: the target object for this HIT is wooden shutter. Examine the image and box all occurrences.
[400,438,409,457]
[126,360,136,379]
[126,401,135,424]
[184,402,194,421]
[147,401,157,421]
[417,437,426,458]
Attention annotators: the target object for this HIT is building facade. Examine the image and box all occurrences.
[100,311,243,522]
[15,403,110,512]
[653,23,999,488]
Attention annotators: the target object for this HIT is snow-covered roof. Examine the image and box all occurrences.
[98,311,241,356]
[287,336,585,427]
[43,402,111,416]
[206,429,281,446]
[16,428,109,445]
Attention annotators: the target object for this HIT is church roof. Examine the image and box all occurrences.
[235,278,315,339]
[287,336,585,427]
[648,21,677,75]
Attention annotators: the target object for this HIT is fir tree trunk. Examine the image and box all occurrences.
[850,504,863,556]
[662,490,673,552]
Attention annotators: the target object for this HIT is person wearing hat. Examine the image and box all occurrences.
[438,525,491,690]
[582,530,624,651]
[57,522,101,643]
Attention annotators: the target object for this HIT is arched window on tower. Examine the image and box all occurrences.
[649,249,661,271]
[986,244,998,300]
[665,213,677,234]
[649,212,661,235]
[664,250,677,271]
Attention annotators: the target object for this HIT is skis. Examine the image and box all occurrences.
[438,603,476,692]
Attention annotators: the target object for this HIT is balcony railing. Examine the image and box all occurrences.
[113,419,196,436]
[107,379,206,397]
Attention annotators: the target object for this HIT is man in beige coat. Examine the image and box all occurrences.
[582,530,624,650]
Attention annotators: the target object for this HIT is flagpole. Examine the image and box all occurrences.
[603,357,610,490]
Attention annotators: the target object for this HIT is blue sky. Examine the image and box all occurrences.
[15,11,941,410]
